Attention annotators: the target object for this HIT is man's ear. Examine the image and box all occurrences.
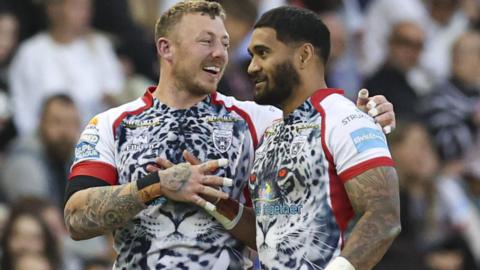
[156,37,174,62]
[297,43,315,69]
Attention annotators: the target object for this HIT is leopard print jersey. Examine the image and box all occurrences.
[249,98,342,270]
[72,89,281,270]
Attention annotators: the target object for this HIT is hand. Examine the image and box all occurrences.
[356,89,395,134]
[146,150,202,172]
[146,152,231,211]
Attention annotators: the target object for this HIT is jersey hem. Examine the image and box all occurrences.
[69,160,118,185]
[338,157,395,183]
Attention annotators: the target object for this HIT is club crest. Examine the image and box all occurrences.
[213,129,233,153]
[290,135,307,156]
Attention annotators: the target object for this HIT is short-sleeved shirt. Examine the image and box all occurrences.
[249,89,394,269]
[69,87,281,269]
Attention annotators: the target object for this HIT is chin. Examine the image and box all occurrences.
[192,85,216,96]
[254,91,273,105]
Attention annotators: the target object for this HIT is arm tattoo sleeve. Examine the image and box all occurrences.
[64,183,145,239]
[341,166,401,270]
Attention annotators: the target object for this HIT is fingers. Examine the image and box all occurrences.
[366,98,395,134]
[201,175,233,187]
[146,164,160,173]
[366,95,387,110]
[192,195,217,211]
[356,88,369,107]
[155,158,174,169]
[198,159,229,173]
[375,111,395,132]
[368,102,393,117]
[183,150,201,165]
[197,185,229,200]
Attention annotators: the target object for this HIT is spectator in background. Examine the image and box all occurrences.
[361,0,468,93]
[421,31,480,163]
[364,21,425,119]
[321,12,362,100]
[380,121,478,270]
[13,253,53,270]
[8,197,109,270]
[0,94,81,208]
[5,0,46,41]
[0,202,60,270]
[0,203,8,235]
[8,0,124,135]
[113,44,154,105]
[0,5,19,155]
[82,258,112,270]
[92,0,157,81]
[216,0,258,100]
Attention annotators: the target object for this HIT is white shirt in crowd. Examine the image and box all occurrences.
[9,32,124,135]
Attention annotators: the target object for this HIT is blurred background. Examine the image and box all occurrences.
[0,0,479,269]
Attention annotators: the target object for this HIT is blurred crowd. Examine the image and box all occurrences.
[0,0,479,269]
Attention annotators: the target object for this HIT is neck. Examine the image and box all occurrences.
[49,27,81,44]
[281,75,327,117]
[154,72,208,109]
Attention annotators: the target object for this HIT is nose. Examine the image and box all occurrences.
[247,58,261,76]
[211,40,228,61]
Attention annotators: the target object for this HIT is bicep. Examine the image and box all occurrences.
[344,166,400,215]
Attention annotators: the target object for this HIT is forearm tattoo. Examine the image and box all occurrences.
[64,183,145,238]
[342,166,401,270]
[159,163,192,191]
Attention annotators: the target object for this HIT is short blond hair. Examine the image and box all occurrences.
[155,0,226,41]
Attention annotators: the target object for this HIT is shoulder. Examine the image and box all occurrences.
[87,96,151,132]
[212,92,281,119]
[14,33,50,58]
[86,32,115,48]
[312,90,360,121]
[213,92,279,113]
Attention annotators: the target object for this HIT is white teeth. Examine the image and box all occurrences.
[204,66,220,73]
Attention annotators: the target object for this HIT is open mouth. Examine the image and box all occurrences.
[203,66,221,76]
[254,78,267,89]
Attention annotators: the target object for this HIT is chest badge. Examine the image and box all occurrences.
[290,135,307,157]
[213,128,233,153]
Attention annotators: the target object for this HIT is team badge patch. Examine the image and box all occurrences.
[290,135,307,156]
[213,129,233,153]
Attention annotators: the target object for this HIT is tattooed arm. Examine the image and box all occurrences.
[340,166,401,270]
[64,182,147,240]
[64,160,230,240]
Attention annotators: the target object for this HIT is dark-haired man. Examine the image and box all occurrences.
[203,6,400,270]
[1,94,81,208]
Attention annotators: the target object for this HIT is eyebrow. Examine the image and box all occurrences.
[248,44,271,56]
[201,31,230,42]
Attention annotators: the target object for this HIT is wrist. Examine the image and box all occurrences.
[136,172,163,203]
[325,257,355,270]
[205,198,244,230]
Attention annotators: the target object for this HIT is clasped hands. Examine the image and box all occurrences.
[145,150,230,211]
